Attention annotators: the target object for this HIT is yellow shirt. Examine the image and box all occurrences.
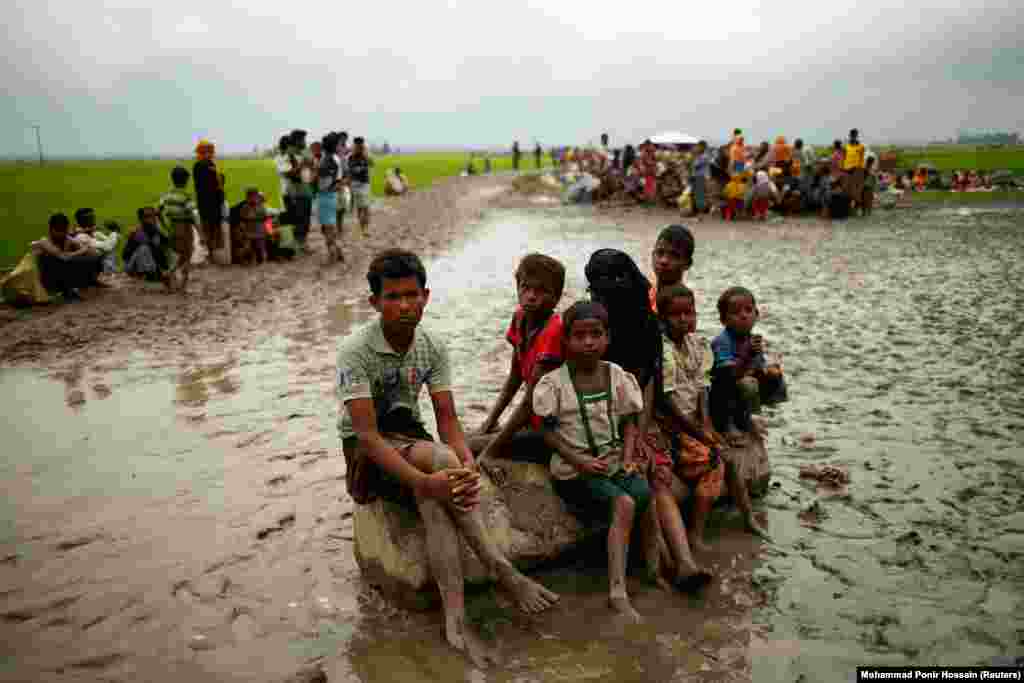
[843,144,865,170]
[724,179,747,201]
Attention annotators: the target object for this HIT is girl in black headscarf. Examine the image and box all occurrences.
[585,249,715,592]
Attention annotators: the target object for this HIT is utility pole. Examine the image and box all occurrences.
[31,125,43,165]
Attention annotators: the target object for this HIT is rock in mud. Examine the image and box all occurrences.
[352,432,771,607]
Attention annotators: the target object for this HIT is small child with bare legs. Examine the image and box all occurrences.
[709,286,776,539]
[534,301,649,623]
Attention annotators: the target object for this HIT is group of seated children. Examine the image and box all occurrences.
[336,239,784,664]
[471,224,782,621]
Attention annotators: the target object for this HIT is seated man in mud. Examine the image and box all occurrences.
[32,213,103,302]
[337,249,559,667]
[471,253,566,465]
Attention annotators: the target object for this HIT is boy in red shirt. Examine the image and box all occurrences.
[472,254,566,462]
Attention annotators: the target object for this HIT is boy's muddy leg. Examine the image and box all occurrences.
[404,442,496,667]
[725,459,770,539]
[452,506,559,614]
[415,496,496,668]
[639,499,670,590]
[608,495,641,623]
[425,444,557,614]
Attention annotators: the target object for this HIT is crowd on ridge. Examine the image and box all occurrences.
[2,129,410,304]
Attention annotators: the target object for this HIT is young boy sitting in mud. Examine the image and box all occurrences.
[472,253,566,464]
[337,249,559,667]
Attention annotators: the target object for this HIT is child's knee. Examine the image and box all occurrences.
[612,495,636,521]
[430,443,461,473]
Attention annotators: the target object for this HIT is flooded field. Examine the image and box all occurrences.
[1,198,1022,681]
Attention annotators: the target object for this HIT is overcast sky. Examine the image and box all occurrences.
[3,0,1022,156]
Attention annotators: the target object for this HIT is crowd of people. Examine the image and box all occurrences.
[554,129,887,220]
[3,131,390,304]
[337,224,785,664]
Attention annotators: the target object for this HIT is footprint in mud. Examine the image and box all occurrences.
[268,475,291,487]
[91,383,112,399]
[55,534,105,552]
[257,513,296,540]
[66,389,87,408]
[300,454,328,469]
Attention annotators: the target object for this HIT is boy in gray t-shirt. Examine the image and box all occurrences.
[336,249,559,667]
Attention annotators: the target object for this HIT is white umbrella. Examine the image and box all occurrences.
[648,131,700,146]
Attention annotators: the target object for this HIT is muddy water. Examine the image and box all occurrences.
[1,203,1023,681]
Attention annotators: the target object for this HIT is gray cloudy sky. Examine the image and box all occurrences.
[4,0,1022,156]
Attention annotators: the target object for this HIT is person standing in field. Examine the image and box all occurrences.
[842,129,866,214]
[159,166,198,293]
[512,141,521,171]
[534,142,542,169]
[346,136,374,237]
[335,131,351,232]
[192,140,225,254]
[317,132,345,264]
[283,130,315,250]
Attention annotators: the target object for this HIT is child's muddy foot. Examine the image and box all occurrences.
[673,569,713,594]
[608,595,642,624]
[500,569,559,613]
[445,616,500,668]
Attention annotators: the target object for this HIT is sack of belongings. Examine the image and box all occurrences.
[1,252,51,307]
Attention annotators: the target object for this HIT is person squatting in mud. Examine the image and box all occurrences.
[337,249,559,667]
[471,253,566,463]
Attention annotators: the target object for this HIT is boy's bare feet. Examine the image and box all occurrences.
[445,615,500,668]
[497,567,559,613]
[608,595,642,624]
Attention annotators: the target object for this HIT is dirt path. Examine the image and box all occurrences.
[0,176,511,366]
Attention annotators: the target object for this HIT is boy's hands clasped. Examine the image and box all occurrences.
[416,468,482,513]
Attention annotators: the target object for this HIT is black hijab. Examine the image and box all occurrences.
[585,249,662,391]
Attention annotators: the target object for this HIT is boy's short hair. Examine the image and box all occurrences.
[136,207,149,221]
[74,208,95,226]
[367,249,427,296]
[515,253,566,301]
[655,224,695,264]
[717,286,757,322]
[49,213,70,229]
[656,284,695,317]
[171,166,190,186]
[353,136,365,145]
[561,300,609,338]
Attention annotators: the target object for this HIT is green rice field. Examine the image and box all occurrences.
[0,152,547,270]
[877,145,1024,174]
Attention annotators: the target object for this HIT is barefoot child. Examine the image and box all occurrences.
[647,284,726,560]
[239,188,269,265]
[709,286,776,538]
[533,301,649,622]
[159,166,197,293]
[474,254,566,462]
[337,249,558,667]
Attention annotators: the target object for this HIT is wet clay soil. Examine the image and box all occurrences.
[2,183,1023,681]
